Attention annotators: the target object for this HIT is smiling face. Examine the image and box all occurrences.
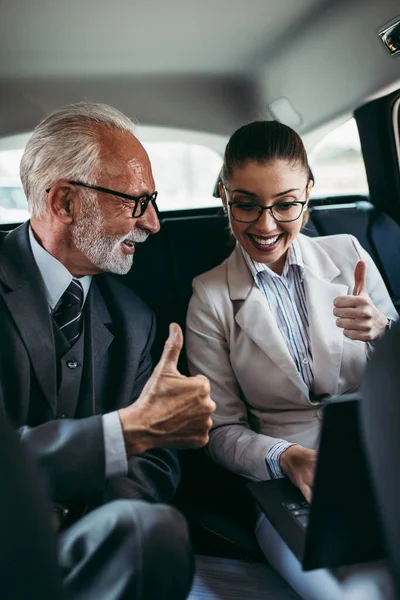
[220,159,311,274]
[71,129,160,275]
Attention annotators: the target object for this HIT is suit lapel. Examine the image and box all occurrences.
[298,235,348,396]
[228,245,309,397]
[90,280,114,363]
[0,223,57,412]
[78,280,114,415]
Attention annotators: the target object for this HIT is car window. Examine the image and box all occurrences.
[0,148,29,224]
[309,118,369,198]
[0,136,223,224]
[394,95,400,171]
[143,142,222,212]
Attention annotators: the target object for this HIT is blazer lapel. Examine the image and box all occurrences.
[0,223,57,412]
[228,245,309,397]
[298,235,348,396]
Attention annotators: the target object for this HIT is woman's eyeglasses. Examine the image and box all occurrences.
[223,184,308,223]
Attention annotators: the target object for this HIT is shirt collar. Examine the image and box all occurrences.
[29,226,92,310]
[241,237,304,283]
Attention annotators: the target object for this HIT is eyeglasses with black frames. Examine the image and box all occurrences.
[222,183,308,223]
[46,181,158,218]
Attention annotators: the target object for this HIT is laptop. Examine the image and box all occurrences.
[247,395,386,571]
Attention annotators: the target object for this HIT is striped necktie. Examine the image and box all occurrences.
[53,279,84,345]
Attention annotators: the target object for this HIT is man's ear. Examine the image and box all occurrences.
[48,184,76,224]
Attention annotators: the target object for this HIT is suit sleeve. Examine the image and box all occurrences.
[0,404,66,599]
[104,312,181,503]
[186,278,285,482]
[0,314,106,503]
[16,416,106,504]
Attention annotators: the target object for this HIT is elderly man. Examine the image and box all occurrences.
[0,102,215,600]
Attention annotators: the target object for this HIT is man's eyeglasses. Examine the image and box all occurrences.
[222,184,308,223]
[46,181,158,218]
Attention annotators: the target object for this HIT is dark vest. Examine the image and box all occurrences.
[52,308,96,527]
[52,320,86,419]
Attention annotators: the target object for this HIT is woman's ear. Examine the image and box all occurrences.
[218,181,228,213]
[305,179,314,204]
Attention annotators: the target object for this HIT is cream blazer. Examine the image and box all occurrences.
[186,234,397,482]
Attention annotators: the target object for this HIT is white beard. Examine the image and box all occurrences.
[72,202,148,275]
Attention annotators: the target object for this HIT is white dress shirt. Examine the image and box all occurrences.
[29,227,128,478]
[242,239,312,478]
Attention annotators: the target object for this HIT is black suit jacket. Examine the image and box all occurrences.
[0,401,65,599]
[0,223,180,506]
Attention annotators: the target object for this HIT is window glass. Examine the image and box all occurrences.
[0,148,29,224]
[395,96,400,171]
[309,118,369,197]
[0,139,222,224]
[143,142,222,211]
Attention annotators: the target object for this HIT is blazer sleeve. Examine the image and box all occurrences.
[16,416,106,504]
[104,312,181,503]
[186,278,285,482]
[350,236,398,321]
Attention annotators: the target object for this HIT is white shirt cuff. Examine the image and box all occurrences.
[102,411,128,478]
[266,441,297,478]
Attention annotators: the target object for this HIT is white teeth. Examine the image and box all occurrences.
[252,235,279,246]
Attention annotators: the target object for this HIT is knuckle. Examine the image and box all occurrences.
[201,380,211,396]
[200,433,210,446]
[194,375,211,395]
[206,416,214,430]
[363,318,373,331]
[206,398,217,413]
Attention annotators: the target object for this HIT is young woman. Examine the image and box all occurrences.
[186,121,397,600]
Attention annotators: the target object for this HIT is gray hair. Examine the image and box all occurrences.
[20,102,136,218]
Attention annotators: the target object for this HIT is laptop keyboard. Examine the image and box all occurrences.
[282,501,310,529]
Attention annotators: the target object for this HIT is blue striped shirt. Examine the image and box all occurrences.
[242,240,313,478]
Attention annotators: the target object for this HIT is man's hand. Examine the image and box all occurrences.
[333,261,388,342]
[279,445,317,503]
[119,323,216,456]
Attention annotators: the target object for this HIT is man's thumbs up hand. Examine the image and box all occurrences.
[334,261,388,342]
[153,323,184,375]
[119,323,216,456]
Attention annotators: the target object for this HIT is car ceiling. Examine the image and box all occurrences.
[0,0,399,142]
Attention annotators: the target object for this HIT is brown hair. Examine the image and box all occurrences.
[220,120,313,225]
[221,120,313,183]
